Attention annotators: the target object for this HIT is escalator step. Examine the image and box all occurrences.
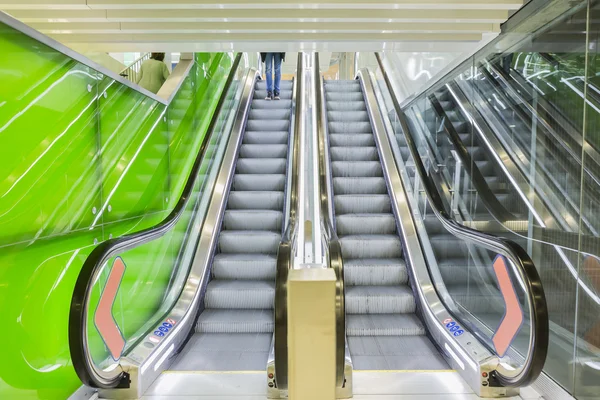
[246,119,290,132]
[204,280,275,309]
[223,210,283,231]
[330,147,379,162]
[336,214,396,235]
[196,309,274,333]
[334,194,392,214]
[329,121,373,134]
[232,174,286,191]
[254,89,293,100]
[332,161,383,177]
[346,285,415,314]
[327,111,370,122]
[218,231,281,254]
[327,101,367,112]
[329,133,375,147]
[227,191,284,210]
[249,109,291,120]
[252,99,293,109]
[344,258,407,286]
[333,177,387,195]
[340,235,402,259]
[243,131,289,145]
[256,80,294,90]
[326,92,364,102]
[346,314,424,336]
[236,158,287,174]
[239,144,288,159]
[213,254,277,280]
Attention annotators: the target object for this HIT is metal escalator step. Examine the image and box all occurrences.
[333,177,387,195]
[243,131,288,145]
[236,158,287,174]
[346,285,415,314]
[232,174,286,191]
[254,90,293,100]
[340,235,402,259]
[337,214,396,235]
[330,147,379,162]
[327,101,366,112]
[196,309,274,333]
[205,280,275,309]
[227,191,284,210]
[326,92,364,102]
[345,258,407,286]
[252,99,293,109]
[329,122,373,134]
[239,144,288,159]
[329,133,375,147]
[218,231,281,254]
[327,111,370,122]
[246,119,290,132]
[223,210,283,231]
[325,84,361,93]
[334,194,392,214]
[346,314,424,336]
[213,254,277,280]
[256,80,294,90]
[249,109,291,120]
[332,161,383,177]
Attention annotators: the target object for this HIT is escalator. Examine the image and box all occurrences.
[175,79,293,370]
[67,55,301,397]
[324,79,447,370]
[316,54,549,398]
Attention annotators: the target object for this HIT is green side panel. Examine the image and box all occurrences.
[0,16,232,399]
[0,23,103,247]
[98,76,170,226]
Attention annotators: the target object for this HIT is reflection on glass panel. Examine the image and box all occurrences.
[97,75,169,227]
[0,23,103,247]
[577,1,600,396]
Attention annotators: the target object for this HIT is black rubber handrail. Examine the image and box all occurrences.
[314,52,346,389]
[273,53,303,391]
[376,53,548,387]
[427,93,520,222]
[69,53,243,389]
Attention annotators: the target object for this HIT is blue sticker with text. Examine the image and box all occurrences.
[445,320,464,336]
[454,330,464,337]
[446,321,456,328]
[154,330,165,337]
[158,326,169,333]
[162,322,173,329]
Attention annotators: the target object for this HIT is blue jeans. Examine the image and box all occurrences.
[265,53,282,94]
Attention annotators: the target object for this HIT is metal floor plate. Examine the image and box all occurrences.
[168,333,272,371]
[138,371,538,399]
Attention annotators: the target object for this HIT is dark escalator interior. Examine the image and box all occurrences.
[325,79,448,370]
[168,79,293,371]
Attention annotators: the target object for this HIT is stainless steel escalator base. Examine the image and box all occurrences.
[168,333,272,371]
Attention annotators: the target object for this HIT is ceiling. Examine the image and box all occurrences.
[0,0,524,53]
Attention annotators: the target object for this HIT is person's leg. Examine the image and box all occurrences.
[265,53,274,99]
[274,53,282,99]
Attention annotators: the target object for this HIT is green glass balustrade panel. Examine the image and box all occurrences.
[0,23,103,247]
[97,76,170,227]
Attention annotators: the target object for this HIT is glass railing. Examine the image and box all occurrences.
[371,58,547,387]
[71,54,247,388]
[374,0,600,396]
[0,11,234,399]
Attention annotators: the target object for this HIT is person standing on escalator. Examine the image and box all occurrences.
[261,52,286,100]
[136,52,170,94]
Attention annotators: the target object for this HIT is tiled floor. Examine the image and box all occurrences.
[138,370,542,399]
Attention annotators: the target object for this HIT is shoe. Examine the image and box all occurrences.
[265,91,273,100]
[274,92,280,100]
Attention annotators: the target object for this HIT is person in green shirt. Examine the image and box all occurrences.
[136,52,170,94]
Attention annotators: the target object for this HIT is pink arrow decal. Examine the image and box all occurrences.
[492,255,524,357]
[94,257,126,361]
